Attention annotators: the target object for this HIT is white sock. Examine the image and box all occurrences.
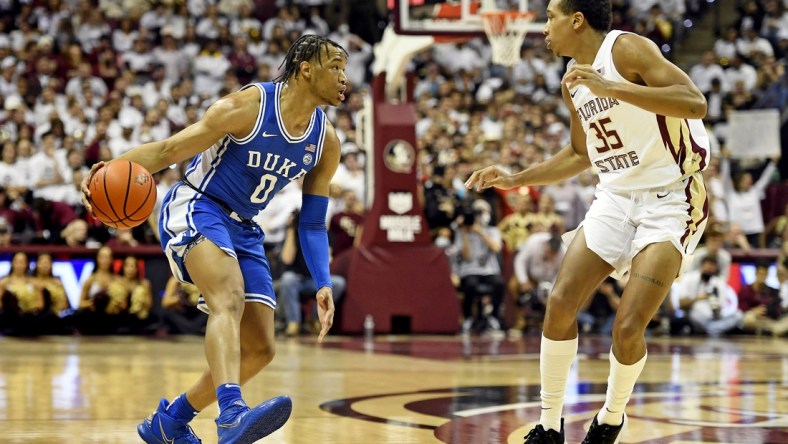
[539,335,578,432]
[597,348,647,426]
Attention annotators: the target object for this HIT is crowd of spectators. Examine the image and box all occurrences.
[0,0,785,338]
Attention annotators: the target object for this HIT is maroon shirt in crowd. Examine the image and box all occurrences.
[329,211,364,257]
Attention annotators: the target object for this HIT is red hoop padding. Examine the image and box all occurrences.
[433,1,482,20]
[433,35,474,44]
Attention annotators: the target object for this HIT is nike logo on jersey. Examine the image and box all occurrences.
[224,383,240,389]
[570,90,578,98]
[262,131,277,138]
[656,192,670,199]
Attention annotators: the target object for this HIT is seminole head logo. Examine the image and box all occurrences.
[320,382,787,443]
[384,140,415,174]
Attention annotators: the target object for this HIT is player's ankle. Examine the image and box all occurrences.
[167,394,199,424]
[216,383,245,414]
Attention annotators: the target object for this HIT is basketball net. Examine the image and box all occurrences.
[481,10,535,66]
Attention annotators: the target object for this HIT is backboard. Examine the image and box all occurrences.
[393,0,545,36]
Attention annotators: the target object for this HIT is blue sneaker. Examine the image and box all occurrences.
[138,398,202,444]
[216,396,292,443]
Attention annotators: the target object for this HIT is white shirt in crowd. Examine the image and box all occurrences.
[331,165,365,206]
[689,60,728,94]
[0,161,25,188]
[721,158,777,235]
[724,62,758,93]
[678,270,739,322]
[513,231,566,286]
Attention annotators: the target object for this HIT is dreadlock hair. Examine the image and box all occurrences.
[274,34,348,83]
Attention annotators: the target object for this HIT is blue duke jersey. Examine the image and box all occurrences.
[184,82,327,219]
[568,30,711,192]
[159,82,327,309]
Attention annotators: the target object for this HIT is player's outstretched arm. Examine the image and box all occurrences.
[81,88,258,214]
[117,89,258,174]
[465,145,589,191]
[563,34,706,119]
[300,121,342,343]
[466,83,591,191]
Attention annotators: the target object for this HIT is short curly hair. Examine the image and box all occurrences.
[558,0,611,32]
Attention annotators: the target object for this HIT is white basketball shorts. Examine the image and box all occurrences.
[563,171,708,278]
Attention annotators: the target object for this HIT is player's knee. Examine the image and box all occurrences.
[204,286,246,318]
[612,316,646,344]
[242,341,275,373]
[546,285,579,317]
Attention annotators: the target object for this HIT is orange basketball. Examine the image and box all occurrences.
[88,160,157,228]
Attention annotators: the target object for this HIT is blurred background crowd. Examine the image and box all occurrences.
[0,0,786,339]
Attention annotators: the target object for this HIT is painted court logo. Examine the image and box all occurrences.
[320,382,787,443]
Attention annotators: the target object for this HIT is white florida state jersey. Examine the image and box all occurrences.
[568,30,711,191]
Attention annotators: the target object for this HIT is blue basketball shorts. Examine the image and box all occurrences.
[159,183,276,313]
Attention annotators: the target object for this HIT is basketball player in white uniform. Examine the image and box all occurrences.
[466,1,709,443]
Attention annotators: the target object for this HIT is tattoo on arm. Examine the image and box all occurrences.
[631,271,664,287]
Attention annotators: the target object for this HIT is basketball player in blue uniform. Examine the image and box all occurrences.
[82,35,348,444]
[467,1,709,443]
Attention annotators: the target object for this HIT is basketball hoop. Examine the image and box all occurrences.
[481,11,535,66]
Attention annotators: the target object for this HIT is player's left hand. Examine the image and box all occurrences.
[465,165,516,191]
[81,161,105,217]
[315,286,335,343]
[563,64,613,98]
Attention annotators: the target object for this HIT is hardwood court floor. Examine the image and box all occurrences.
[0,334,785,443]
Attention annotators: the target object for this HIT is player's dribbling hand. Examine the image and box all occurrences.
[81,161,105,217]
[315,286,335,343]
[464,165,516,191]
[563,64,612,97]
